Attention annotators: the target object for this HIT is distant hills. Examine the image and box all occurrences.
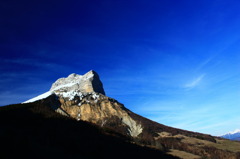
[1,70,240,159]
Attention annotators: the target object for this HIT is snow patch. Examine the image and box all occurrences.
[220,129,240,140]
[22,71,101,104]
[56,90,83,100]
[221,129,240,136]
[51,82,76,91]
[92,93,99,100]
[229,129,240,134]
[22,91,52,103]
[50,73,82,91]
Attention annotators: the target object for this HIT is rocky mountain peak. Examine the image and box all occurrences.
[68,73,81,78]
[50,70,105,95]
[23,70,142,137]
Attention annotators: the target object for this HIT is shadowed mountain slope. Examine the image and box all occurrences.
[0,98,178,159]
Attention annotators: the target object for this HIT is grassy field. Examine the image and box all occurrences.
[168,149,201,159]
[156,132,240,159]
[174,134,240,153]
[209,139,240,152]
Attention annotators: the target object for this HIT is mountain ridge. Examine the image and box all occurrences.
[7,70,240,159]
[221,129,240,141]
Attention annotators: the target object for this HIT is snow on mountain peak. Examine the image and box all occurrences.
[50,73,82,91]
[222,129,240,136]
[22,91,52,103]
[23,70,105,103]
[220,129,240,141]
[229,129,240,135]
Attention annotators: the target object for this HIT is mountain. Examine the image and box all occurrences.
[221,129,240,141]
[2,70,240,159]
[0,99,178,159]
[23,70,105,103]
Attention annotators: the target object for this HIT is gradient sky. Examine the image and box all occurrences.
[1,0,240,136]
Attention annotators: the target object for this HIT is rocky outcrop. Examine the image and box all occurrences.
[57,92,143,137]
[43,70,143,137]
[50,70,105,95]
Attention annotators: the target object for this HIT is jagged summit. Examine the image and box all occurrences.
[23,70,143,137]
[23,70,105,103]
[50,70,105,95]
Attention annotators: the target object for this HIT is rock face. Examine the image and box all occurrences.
[50,70,143,137]
[24,70,142,137]
[51,71,142,137]
[57,93,143,137]
[50,70,105,95]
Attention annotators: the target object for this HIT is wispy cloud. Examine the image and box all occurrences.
[184,74,205,89]
[196,57,213,71]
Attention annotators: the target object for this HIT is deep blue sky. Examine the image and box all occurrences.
[1,0,240,135]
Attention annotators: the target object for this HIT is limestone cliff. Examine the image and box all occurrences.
[50,70,105,95]
[57,92,143,137]
[24,70,142,137]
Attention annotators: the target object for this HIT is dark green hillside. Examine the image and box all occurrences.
[0,98,178,159]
